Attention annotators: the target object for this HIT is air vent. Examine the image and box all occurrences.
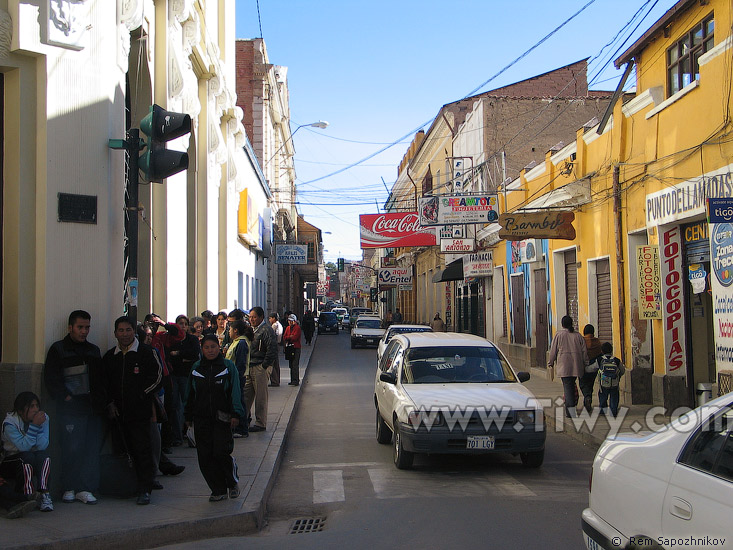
[290,517,326,534]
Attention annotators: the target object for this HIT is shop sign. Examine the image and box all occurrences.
[709,197,733,223]
[463,251,493,278]
[439,225,465,239]
[712,223,733,287]
[378,267,412,286]
[660,227,686,375]
[418,194,499,226]
[440,238,475,253]
[275,244,307,265]
[497,211,576,240]
[688,264,707,294]
[636,245,662,319]
[711,222,733,370]
[399,284,413,292]
[359,212,437,248]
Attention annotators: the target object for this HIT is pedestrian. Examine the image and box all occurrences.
[384,309,393,328]
[214,311,228,349]
[245,307,277,432]
[393,308,403,324]
[547,315,589,418]
[595,342,626,417]
[200,310,215,336]
[302,311,315,345]
[101,316,162,505]
[184,334,245,502]
[1,392,53,512]
[190,316,206,342]
[221,308,246,355]
[168,315,201,446]
[43,309,103,505]
[225,320,250,439]
[430,312,446,332]
[283,314,302,386]
[580,324,603,413]
[268,312,283,387]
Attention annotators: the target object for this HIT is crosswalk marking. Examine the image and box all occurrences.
[490,471,537,497]
[313,470,345,503]
[296,461,380,469]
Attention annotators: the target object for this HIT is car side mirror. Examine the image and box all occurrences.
[516,371,530,383]
[380,372,397,384]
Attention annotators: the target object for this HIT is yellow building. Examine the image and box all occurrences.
[508,0,733,410]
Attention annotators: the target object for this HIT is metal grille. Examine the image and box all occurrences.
[290,517,326,534]
[719,370,733,396]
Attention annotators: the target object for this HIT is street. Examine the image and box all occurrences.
[164,330,597,549]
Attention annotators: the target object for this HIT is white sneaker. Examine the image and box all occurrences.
[39,493,54,512]
[75,491,97,504]
[62,490,75,503]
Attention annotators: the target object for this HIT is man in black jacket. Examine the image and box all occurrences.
[245,307,277,432]
[101,316,162,505]
[43,310,103,505]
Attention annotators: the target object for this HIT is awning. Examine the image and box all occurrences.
[519,178,591,211]
[432,258,464,283]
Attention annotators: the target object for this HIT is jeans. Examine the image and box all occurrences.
[598,386,620,417]
[561,376,579,416]
[289,348,301,383]
[169,375,188,444]
[59,411,102,493]
[578,372,597,412]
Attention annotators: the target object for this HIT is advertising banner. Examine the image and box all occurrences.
[708,197,733,223]
[359,212,437,248]
[275,244,307,265]
[463,251,493,278]
[711,222,733,373]
[498,211,576,240]
[659,227,686,375]
[636,245,662,319]
[440,238,475,253]
[419,195,499,226]
[378,267,412,287]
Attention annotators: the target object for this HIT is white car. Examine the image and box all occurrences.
[376,324,433,364]
[351,316,385,349]
[582,393,733,550]
[374,332,545,469]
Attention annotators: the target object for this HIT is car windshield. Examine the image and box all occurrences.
[386,326,432,342]
[357,319,382,329]
[401,346,517,384]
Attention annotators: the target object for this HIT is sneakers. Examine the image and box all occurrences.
[5,499,37,519]
[232,432,244,439]
[62,490,75,503]
[75,491,98,505]
[209,493,227,502]
[228,485,240,499]
[249,425,266,432]
[159,464,185,476]
[39,493,54,512]
[136,492,151,505]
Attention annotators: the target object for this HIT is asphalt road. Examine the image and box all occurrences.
[163,329,597,549]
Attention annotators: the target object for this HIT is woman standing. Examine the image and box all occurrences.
[214,311,228,349]
[283,314,302,386]
[184,335,245,502]
[547,315,589,418]
[301,311,315,345]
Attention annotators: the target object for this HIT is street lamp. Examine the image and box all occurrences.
[266,120,329,168]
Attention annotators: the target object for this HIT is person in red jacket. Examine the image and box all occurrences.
[283,314,302,386]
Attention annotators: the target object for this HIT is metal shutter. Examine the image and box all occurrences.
[564,249,579,329]
[596,260,612,343]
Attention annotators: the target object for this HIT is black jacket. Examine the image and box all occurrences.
[44,335,103,415]
[183,355,245,422]
[249,321,277,368]
[101,340,162,422]
[169,333,201,377]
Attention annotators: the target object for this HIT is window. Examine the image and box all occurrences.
[667,13,714,96]
[402,346,517,384]
[679,408,733,482]
[307,240,315,263]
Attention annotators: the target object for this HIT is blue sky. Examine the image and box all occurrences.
[235,0,678,262]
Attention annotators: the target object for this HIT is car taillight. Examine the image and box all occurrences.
[588,466,593,493]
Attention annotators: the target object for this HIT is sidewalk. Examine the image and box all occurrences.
[1,337,318,550]
[523,365,672,452]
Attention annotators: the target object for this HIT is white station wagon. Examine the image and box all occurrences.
[374,332,545,469]
[582,393,733,550]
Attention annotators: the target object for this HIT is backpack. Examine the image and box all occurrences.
[599,356,620,388]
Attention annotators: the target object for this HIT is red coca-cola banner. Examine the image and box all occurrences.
[359,212,437,249]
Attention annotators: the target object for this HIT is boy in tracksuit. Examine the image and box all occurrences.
[184,334,245,501]
[595,342,626,417]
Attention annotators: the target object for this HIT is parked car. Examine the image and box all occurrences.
[317,311,339,334]
[332,307,348,327]
[377,324,433,364]
[374,332,544,470]
[582,394,733,550]
[351,317,386,349]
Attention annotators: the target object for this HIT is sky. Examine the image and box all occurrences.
[235,0,679,263]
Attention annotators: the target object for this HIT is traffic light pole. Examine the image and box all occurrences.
[124,128,140,325]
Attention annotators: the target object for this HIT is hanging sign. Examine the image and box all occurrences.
[419,195,499,226]
[498,211,575,240]
[440,238,475,253]
[659,227,686,375]
[275,244,307,264]
[360,212,437,248]
[637,245,662,319]
[463,251,493,277]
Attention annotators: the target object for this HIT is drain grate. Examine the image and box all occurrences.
[290,517,326,534]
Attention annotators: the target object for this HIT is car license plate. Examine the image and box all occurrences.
[367,339,375,343]
[466,436,494,449]
[584,533,601,550]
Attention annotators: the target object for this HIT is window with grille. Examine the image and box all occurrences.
[667,13,714,97]
[307,241,315,263]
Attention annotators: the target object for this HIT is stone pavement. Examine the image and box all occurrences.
[1,336,318,550]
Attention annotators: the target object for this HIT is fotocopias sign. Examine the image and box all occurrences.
[359,212,437,248]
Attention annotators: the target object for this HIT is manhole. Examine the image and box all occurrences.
[290,516,326,534]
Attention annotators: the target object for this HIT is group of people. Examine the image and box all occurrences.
[0,305,306,518]
[547,316,626,418]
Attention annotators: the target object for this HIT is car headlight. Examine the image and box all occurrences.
[516,410,535,425]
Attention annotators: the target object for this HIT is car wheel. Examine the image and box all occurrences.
[392,424,414,469]
[376,410,391,444]
[520,449,544,468]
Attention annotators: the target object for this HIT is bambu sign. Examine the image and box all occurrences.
[498,211,576,240]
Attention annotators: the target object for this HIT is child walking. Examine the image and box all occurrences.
[1,392,53,511]
[596,342,625,417]
[184,335,245,501]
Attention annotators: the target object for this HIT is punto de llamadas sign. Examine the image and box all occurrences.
[275,244,307,264]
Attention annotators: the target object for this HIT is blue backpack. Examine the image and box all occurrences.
[598,356,621,388]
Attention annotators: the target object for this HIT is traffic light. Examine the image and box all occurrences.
[139,104,192,182]
[337,258,345,272]
[370,287,378,302]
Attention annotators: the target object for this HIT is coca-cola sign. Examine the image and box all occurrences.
[359,212,437,249]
